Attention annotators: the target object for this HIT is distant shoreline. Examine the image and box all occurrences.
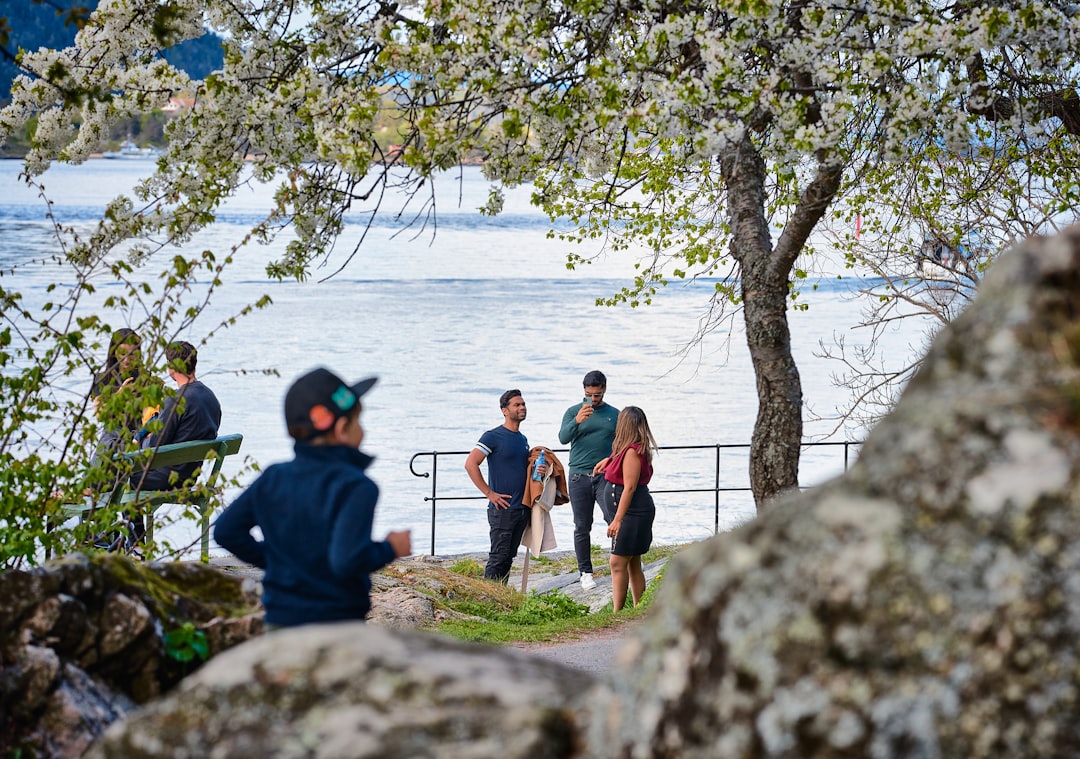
[0,151,487,164]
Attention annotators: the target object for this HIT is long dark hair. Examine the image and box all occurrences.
[106,329,140,371]
[93,328,142,395]
[610,406,658,466]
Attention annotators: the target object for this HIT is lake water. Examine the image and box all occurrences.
[0,159,932,559]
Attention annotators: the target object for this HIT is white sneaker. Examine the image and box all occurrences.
[580,572,596,591]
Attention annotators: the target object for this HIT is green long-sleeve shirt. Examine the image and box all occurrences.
[558,401,620,474]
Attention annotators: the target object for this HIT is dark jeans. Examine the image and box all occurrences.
[568,473,614,574]
[485,507,529,583]
[126,467,182,545]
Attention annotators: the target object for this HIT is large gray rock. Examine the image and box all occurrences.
[86,623,593,758]
[0,553,262,755]
[588,227,1080,757]
[63,225,1080,758]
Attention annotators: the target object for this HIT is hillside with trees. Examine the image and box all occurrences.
[0,0,223,104]
[0,1,223,156]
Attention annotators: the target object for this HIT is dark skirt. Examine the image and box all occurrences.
[603,481,655,556]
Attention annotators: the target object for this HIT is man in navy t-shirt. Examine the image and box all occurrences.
[465,389,542,582]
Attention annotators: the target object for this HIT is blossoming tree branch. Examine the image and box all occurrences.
[1,0,1077,527]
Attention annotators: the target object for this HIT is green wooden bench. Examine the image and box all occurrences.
[65,433,243,562]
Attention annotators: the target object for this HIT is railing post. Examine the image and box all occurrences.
[408,452,439,556]
[429,455,437,555]
[714,444,721,535]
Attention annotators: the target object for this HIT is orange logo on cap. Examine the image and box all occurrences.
[309,405,336,431]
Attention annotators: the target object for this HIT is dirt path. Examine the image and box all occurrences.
[510,619,641,675]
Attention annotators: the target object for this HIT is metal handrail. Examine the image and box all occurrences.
[409,440,860,555]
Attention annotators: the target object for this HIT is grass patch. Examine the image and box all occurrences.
[438,596,627,644]
[437,546,683,645]
[447,558,484,577]
[437,588,587,638]
[505,592,590,624]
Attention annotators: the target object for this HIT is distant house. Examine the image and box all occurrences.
[162,97,195,115]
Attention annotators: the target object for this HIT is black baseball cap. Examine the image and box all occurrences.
[284,367,377,440]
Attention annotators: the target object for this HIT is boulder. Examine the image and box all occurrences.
[0,553,262,755]
[587,226,1080,756]
[86,623,593,758]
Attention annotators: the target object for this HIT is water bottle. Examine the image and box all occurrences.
[532,450,546,481]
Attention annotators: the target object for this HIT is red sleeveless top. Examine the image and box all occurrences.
[603,443,653,486]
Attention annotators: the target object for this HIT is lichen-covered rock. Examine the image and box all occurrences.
[586,227,1080,757]
[369,556,521,627]
[86,623,594,759]
[33,664,136,759]
[0,553,262,756]
[369,585,444,628]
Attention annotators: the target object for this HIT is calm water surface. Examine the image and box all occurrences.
[0,159,931,557]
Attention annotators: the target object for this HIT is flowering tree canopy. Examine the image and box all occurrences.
[2,0,1078,512]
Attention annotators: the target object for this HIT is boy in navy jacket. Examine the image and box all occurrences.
[214,367,411,627]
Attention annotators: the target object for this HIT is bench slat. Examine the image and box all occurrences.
[122,433,244,470]
[68,433,244,563]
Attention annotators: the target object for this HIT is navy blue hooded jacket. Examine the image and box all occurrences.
[214,443,395,627]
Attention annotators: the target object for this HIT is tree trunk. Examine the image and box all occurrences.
[743,279,803,509]
[719,138,803,510]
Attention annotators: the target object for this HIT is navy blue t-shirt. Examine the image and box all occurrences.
[475,425,530,510]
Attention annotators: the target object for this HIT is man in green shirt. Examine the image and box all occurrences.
[558,370,620,590]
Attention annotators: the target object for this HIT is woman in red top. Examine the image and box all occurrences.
[593,406,658,611]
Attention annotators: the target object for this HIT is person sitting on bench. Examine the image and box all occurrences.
[129,341,221,541]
